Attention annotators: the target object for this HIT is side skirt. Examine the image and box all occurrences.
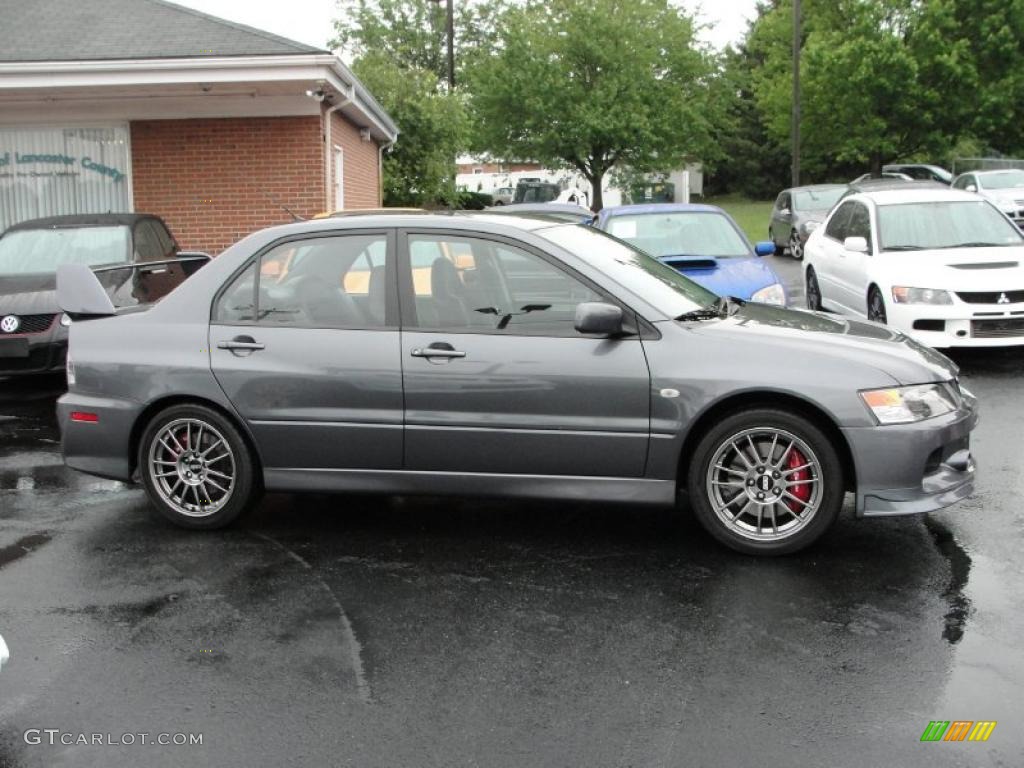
[263,468,677,506]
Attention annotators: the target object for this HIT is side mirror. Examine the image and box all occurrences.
[57,263,116,318]
[843,236,869,253]
[965,184,977,193]
[779,208,791,216]
[754,241,775,257]
[574,302,624,336]
[803,221,820,234]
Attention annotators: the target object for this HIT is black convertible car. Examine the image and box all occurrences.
[0,213,208,376]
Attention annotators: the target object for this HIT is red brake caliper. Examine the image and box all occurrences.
[785,447,811,512]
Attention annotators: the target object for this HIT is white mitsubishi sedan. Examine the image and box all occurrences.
[803,187,1024,347]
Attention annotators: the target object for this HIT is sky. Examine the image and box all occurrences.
[174,0,760,55]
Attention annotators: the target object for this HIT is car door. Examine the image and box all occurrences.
[398,230,651,478]
[772,192,792,244]
[814,201,854,310]
[831,201,874,314]
[210,230,403,472]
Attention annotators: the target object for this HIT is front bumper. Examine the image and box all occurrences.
[842,397,978,517]
[888,299,1024,348]
[0,320,67,375]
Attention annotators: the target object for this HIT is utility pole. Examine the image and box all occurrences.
[430,0,455,90]
[791,0,801,187]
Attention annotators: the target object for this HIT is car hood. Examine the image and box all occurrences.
[658,255,780,300]
[877,247,1024,290]
[0,273,59,315]
[687,302,958,385]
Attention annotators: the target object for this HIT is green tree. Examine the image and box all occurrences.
[467,0,718,210]
[351,52,468,206]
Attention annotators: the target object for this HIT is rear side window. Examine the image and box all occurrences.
[845,203,873,251]
[825,202,855,241]
[214,234,391,328]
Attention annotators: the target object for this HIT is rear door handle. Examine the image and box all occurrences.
[218,336,265,351]
[411,342,466,359]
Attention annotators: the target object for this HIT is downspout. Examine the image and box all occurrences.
[323,90,353,211]
[378,138,395,206]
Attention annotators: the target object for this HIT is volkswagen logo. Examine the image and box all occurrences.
[0,315,20,334]
[998,292,1011,305]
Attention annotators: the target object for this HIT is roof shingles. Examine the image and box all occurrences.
[0,0,327,62]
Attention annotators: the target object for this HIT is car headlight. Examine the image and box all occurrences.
[891,286,953,305]
[860,383,958,425]
[60,313,72,327]
[751,282,786,306]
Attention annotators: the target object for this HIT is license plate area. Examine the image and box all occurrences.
[0,337,29,358]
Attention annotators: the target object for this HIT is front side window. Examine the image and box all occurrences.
[215,234,390,328]
[605,212,751,259]
[846,203,873,251]
[824,202,855,242]
[877,201,1024,251]
[0,226,130,276]
[406,234,604,335]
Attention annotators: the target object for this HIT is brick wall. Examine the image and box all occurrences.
[328,111,381,211]
[131,116,326,254]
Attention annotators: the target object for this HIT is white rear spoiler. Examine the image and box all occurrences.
[56,263,116,319]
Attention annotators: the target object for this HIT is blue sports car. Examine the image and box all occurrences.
[595,203,787,305]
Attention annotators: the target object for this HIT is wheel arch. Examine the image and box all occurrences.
[677,391,856,493]
[128,395,264,481]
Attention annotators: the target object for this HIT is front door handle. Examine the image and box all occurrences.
[218,335,265,351]
[411,342,466,359]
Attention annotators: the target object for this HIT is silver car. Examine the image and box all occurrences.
[56,213,977,555]
[770,184,848,259]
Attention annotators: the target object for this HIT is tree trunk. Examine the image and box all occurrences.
[870,152,883,178]
[589,169,604,212]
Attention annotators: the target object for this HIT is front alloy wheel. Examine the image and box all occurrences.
[687,409,844,555]
[789,230,804,260]
[140,404,260,529]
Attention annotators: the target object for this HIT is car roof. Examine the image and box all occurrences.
[846,178,944,192]
[312,207,424,219]
[968,169,1024,177]
[850,187,983,205]
[601,203,726,216]
[784,183,846,193]
[4,213,160,232]
[490,203,593,216]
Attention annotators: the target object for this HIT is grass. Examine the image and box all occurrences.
[702,194,774,244]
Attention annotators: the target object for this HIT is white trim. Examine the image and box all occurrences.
[0,54,398,142]
[333,144,345,211]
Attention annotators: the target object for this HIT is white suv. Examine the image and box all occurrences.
[803,187,1024,347]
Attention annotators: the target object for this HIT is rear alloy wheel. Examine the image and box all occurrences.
[687,409,844,555]
[139,403,261,529]
[868,286,887,324]
[789,230,804,260]
[806,267,823,311]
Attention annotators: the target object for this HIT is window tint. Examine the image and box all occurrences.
[846,203,873,251]
[777,192,791,210]
[151,220,176,255]
[825,202,855,241]
[214,234,390,328]
[406,235,604,335]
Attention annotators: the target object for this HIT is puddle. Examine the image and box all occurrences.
[0,532,52,570]
[924,516,972,644]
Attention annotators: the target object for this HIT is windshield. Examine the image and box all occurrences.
[604,211,751,259]
[978,171,1024,190]
[537,224,718,317]
[877,201,1024,251]
[0,226,130,276]
[793,187,845,211]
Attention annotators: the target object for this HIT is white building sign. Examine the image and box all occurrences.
[0,125,130,231]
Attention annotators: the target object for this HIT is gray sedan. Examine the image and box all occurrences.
[769,184,847,259]
[55,213,977,555]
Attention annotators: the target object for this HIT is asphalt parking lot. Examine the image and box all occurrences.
[1,253,1022,767]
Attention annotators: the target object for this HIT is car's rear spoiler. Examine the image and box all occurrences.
[57,253,211,321]
[57,263,117,320]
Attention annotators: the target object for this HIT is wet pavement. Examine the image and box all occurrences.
[1,253,1023,767]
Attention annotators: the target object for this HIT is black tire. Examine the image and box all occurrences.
[686,408,845,555]
[806,267,823,311]
[789,230,804,260]
[138,403,261,530]
[867,285,887,324]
